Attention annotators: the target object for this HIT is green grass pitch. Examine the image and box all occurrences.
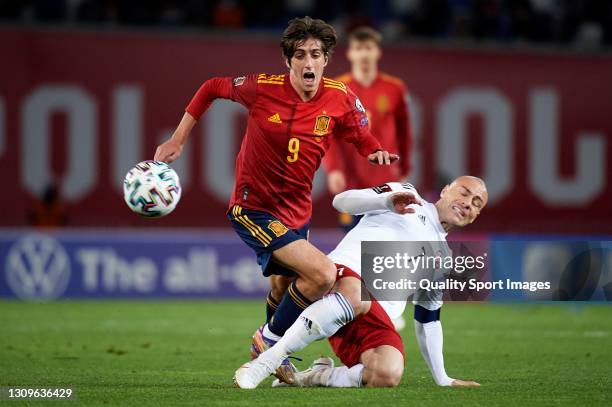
[1,301,610,406]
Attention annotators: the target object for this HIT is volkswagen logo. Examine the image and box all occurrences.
[5,234,71,301]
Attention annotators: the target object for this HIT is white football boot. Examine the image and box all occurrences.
[234,349,290,389]
[234,359,275,389]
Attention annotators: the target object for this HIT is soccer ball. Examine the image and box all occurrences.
[123,160,181,217]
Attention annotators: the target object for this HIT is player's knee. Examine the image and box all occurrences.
[336,282,369,317]
[371,367,403,388]
[308,262,336,295]
[340,290,369,317]
[351,300,370,317]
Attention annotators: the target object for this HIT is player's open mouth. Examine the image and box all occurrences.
[452,205,465,220]
[303,72,316,85]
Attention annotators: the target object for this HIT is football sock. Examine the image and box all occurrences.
[265,291,279,323]
[262,292,355,358]
[262,323,281,342]
[326,364,364,388]
[267,280,312,337]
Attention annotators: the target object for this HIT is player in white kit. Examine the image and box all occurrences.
[234,176,488,389]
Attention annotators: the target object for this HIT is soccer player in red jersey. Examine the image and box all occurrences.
[154,17,398,383]
[323,27,412,231]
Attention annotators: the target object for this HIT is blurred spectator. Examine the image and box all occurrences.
[33,0,67,22]
[410,0,450,37]
[159,0,187,27]
[28,183,66,228]
[0,0,610,48]
[76,0,119,24]
[286,0,314,16]
[213,0,244,28]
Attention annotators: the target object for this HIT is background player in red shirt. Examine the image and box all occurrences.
[154,17,398,383]
[324,27,412,231]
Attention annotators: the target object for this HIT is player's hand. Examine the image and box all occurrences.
[327,171,347,195]
[154,138,183,163]
[389,192,422,214]
[368,150,399,165]
[451,379,481,387]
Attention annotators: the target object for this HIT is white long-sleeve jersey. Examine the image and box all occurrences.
[328,182,448,320]
[328,182,455,386]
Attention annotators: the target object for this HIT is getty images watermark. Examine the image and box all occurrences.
[361,241,612,302]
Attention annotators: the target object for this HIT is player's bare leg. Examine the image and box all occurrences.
[263,239,339,343]
[277,345,403,388]
[270,275,292,301]
[360,345,404,387]
[271,239,336,299]
[247,239,337,385]
[362,345,480,388]
[332,272,370,314]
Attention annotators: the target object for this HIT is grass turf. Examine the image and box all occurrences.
[0,301,610,406]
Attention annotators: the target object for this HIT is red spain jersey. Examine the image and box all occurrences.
[186,73,382,229]
[323,72,412,189]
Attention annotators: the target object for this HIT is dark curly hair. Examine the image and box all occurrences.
[281,16,337,63]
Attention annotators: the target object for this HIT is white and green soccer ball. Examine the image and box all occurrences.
[123,160,181,217]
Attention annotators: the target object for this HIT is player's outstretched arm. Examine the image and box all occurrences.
[413,305,480,387]
[332,183,422,215]
[154,112,196,163]
[155,75,257,163]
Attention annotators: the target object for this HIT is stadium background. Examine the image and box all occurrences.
[0,1,610,405]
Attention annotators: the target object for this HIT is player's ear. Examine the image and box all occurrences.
[284,56,291,70]
[440,185,449,199]
[323,54,329,67]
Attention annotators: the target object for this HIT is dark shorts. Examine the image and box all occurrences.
[328,264,405,367]
[228,204,309,277]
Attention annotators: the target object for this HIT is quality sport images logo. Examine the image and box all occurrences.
[5,234,71,300]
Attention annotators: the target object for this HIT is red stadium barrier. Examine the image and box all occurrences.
[1,28,611,232]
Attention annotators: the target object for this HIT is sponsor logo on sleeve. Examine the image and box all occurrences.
[233,76,246,86]
[401,182,416,192]
[372,184,392,194]
[355,97,366,113]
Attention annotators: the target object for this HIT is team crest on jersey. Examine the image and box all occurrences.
[314,115,331,136]
[268,220,289,237]
[376,95,390,113]
[233,76,245,86]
